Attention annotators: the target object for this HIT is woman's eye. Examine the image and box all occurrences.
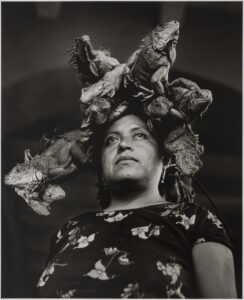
[134,132,147,140]
[104,135,119,146]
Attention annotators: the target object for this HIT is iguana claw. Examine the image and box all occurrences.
[133,91,154,101]
[169,108,185,120]
[133,83,155,100]
[123,67,132,88]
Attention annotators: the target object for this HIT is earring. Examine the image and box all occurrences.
[161,158,176,183]
[101,176,108,189]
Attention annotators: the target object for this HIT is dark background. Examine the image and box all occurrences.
[2,2,242,298]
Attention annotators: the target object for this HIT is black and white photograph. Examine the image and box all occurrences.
[2,1,242,298]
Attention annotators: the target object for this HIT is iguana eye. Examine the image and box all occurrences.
[157,41,165,50]
[16,165,21,172]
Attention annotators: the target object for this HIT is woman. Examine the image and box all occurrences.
[36,107,237,298]
[5,23,237,298]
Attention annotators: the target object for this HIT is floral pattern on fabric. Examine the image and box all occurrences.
[157,259,185,298]
[160,204,182,217]
[176,214,196,230]
[73,233,96,249]
[104,247,119,255]
[60,226,97,252]
[118,253,133,266]
[131,224,151,239]
[149,225,164,236]
[85,259,113,280]
[167,282,185,298]
[67,227,80,244]
[55,230,63,244]
[157,261,182,285]
[85,248,133,280]
[84,247,133,280]
[37,261,68,287]
[121,283,144,298]
[131,224,164,239]
[96,211,115,217]
[96,211,133,223]
[66,220,79,228]
[159,203,196,230]
[207,211,223,229]
[194,237,206,245]
[104,212,133,223]
[38,203,232,298]
[57,289,77,298]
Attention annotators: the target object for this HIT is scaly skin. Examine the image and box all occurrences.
[125,21,180,98]
[69,35,120,85]
[164,126,204,176]
[144,96,173,120]
[166,78,213,122]
[4,129,91,215]
[80,64,126,104]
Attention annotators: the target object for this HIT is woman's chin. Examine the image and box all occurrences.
[113,170,141,181]
[111,173,145,188]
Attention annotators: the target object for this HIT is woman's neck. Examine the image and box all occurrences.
[104,187,167,211]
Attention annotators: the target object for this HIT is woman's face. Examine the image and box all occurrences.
[101,114,163,189]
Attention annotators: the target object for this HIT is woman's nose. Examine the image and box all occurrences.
[117,137,133,152]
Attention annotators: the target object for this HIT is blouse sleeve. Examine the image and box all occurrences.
[192,204,233,251]
[44,221,70,266]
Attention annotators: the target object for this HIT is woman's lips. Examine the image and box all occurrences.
[115,156,138,164]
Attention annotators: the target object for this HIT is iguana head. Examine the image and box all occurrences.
[4,162,45,188]
[152,20,180,51]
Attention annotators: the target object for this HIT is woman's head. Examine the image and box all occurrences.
[90,100,198,208]
[91,107,172,208]
[101,114,163,194]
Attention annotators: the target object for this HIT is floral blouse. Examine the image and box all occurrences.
[37,202,232,298]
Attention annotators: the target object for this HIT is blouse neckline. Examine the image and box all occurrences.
[81,202,181,216]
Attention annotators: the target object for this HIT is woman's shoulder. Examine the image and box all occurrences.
[154,201,223,227]
[156,200,204,213]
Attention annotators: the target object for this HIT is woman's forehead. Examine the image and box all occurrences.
[105,115,148,134]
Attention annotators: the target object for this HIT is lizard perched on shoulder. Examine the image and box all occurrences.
[124,20,180,99]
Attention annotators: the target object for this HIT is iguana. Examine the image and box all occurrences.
[144,96,173,120]
[143,77,212,123]
[69,35,120,85]
[164,125,204,176]
[124,20,180,99]
[83,96,112,125]
[4,129,91,215]
[79,63,126,104]
[69,35,125,105]
[166,78,213,122]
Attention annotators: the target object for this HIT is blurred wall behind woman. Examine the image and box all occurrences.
[2,2,242,297]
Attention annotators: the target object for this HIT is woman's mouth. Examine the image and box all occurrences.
[116,156,138,165]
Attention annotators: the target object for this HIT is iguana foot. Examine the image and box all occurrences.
[133,91,154,101]
[24,149,33,163]
[169,108,185,120]
[123,68,132,88]
[133,84,155,101]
